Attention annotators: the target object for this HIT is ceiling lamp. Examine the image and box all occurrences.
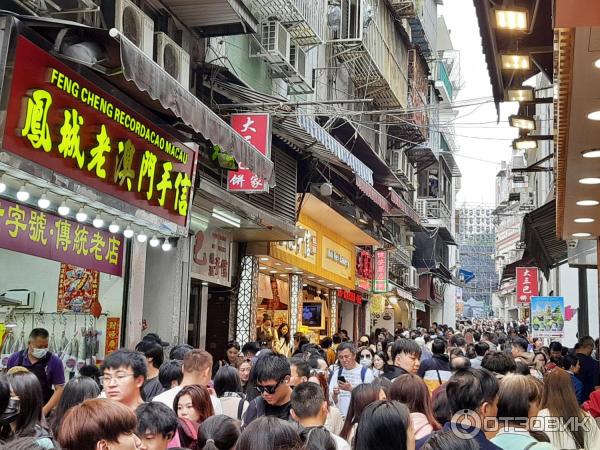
[581,149,600,158]
[123,226,134,239]
[109,221,120,234]
[494,8,528,31]
[501,54,530,70]
[16,184,30,202]
[149,236,160,247]
[573,232,592,238]
[75,207,88,223]
[576,200,599,206]
[574,218,595,223]
[579,178,600,185]
[58,201,70,216]
[37,193,51,210]
[509,115,536,131]
[92,215,104,228]
[161,239,172,252]
[136,232,148,243]
[505,87,535,102]
[588,111,600,121]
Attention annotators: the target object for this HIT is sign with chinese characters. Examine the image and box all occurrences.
[373,250,388,293]
[356,249,372,291]
[337,289,363,305]
[275,223,318,265]
[104,317,121,356]
[321,237,353,281]
[190,226,232,287]
[516,267,539,304]
[2,37,197,228]
[227,113,271,193]
[0,198,123,275]
[530,296,564,339]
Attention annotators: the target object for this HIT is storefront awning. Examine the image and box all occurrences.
[439,151,461,177]
[521,200,568,278]
[500,255,533,283]
[384,188,421,227]
[159,0,258,37]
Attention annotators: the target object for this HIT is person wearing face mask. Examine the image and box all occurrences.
[356,348,374,371]
[6,328,65,417]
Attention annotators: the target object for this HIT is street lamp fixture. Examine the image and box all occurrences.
[494,8,528,31]
[509,115,536,131]
[501,54,531,70]
[505,87,535,102]
[512,135,553,150]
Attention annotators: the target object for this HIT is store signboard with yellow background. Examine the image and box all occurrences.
[270,213,355,290]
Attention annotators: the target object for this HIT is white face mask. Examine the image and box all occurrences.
[360,358,372,368]
[31,348,48,359]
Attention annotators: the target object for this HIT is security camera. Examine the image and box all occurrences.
[568,240,578,249]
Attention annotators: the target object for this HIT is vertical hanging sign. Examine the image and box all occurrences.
[227,113,271,193]
[373,250,388,293]
[516,267,538,304]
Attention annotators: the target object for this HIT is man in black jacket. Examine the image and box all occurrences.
[418,339,451,377]
[381,338,421,380]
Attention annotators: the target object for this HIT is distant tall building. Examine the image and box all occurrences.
[456,206,497,317]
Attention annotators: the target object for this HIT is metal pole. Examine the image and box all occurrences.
[215,98,375,108]
[578,267,589,339]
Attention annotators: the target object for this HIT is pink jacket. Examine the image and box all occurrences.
[411,412,434,440]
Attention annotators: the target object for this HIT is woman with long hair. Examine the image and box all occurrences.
[530,352,547,381]
[490,374,552,450]
[353,400,414,450]
[213,366,247,421]
[198,415,241,450]
[50,376,100,437]
[389,374,441,440]
[373,351,387,377]
[173,384,215,424]
[274,323,291,357]
[339,383,386,445]
[535,368,600,449]
[213,341,241,377]
[57,398,141,450]
[2,372,57,448]
[237,359,252,393]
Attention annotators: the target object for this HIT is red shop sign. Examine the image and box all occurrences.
[2,36,197,227]
[227,113,271,193]
[0,197,123,275]
[516,267,539,304]
[373,250,388,293]
[337,289,363,305]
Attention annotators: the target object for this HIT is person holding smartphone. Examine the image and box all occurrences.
[328,343,375,418]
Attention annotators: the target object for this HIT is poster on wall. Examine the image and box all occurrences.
[530,296,565,339]
[57,264,99,313]
[516,267,539,304]
[191,226,232,286]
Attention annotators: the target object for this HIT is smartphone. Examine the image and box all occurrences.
[338,376,347,383]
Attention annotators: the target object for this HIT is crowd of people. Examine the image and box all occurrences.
[1,319,600,450]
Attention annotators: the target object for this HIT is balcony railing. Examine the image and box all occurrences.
[438,61,453,100]
[249,0,326,46]
[415,198,451,231]
[386,0,420,18]
[329,0,409,108]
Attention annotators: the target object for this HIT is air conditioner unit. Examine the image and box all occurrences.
[402,271,410,287]
[409,267,419,289]
[114,0,154,58]
[288,45,307,83]
[0,289,35,309]
[155,32,190,89]
[250,21,290,65]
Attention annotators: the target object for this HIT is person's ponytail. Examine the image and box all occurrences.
[197,415,241,450]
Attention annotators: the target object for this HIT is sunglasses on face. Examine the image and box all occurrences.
[256,377,285,395]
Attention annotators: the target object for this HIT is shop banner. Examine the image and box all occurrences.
[337,289,363,305]
[57,264,100,313]
[105,317,121,356]
[0,198,123,275]
[530,296,564,339]
[275,223,318,266]
[373,250,388,293]
[227,113,271,193]
[2,36,197,227]
[190,226,232,287]
[516,267,538,304]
